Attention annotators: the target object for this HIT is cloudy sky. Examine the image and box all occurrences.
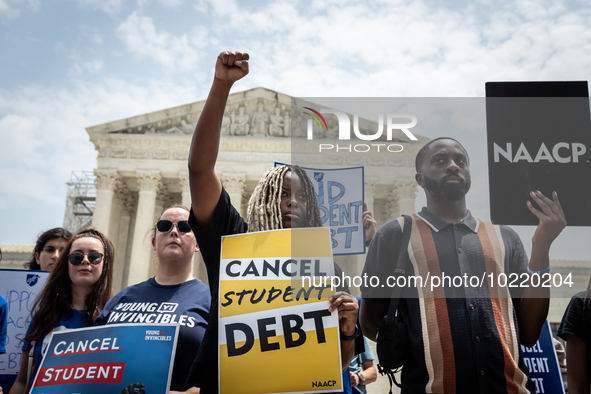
[0,0,590,261]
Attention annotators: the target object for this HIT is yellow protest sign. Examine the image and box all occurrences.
[219,228,343,394]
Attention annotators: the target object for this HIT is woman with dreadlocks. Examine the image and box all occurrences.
[558,278,591,394]
[184,51,368,394]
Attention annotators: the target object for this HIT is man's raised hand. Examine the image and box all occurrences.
[215,51,249,84]
[527,190,567,249]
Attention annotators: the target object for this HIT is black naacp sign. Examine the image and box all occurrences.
[485,81,591,226]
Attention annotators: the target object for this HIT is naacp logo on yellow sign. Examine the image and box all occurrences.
[218,227,343,394]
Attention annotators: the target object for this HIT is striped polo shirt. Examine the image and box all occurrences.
[362,208,536,394]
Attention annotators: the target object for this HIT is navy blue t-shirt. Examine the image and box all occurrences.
[95,277,210,391]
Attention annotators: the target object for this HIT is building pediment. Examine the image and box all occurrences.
[87,87,428,144]
[87,87,291,136]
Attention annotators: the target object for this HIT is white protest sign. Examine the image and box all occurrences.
[276,164,365,255]
[0,269,49,376]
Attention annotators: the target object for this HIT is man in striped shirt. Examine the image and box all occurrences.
[360,137,566,393]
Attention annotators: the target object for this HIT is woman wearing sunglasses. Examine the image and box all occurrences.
[9,229,114,394]
[94,205,211,394]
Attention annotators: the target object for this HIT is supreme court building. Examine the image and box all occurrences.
[72,87,427,294]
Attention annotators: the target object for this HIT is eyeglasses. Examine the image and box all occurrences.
[68,252,104,266]
[156,220,192,234]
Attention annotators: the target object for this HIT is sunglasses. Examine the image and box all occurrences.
[156,220,192,233]
[69,252,104,266]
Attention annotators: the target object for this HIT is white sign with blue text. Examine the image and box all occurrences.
[0,269,50,379]
[275,164,365,255]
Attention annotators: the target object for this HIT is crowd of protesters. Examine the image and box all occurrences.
[0,51,589,394]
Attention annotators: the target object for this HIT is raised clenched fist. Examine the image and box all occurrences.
[215,51,249,84]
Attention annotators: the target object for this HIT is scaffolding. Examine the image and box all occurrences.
[63,171,96,233]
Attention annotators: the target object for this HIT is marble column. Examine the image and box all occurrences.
[127,171,160,286]
[384,199,399,222]
[122,206,137,287]
[92,169,120,236]
[107,180,124,289]
[364,178,377,218]
[179,172,191,209]
[179,172,206,281]
[352,178,378,278]
[179,172,209,284]
[154,181,168,221]
[221,173,246,216]
[149,182,168,278]
[111,183,133,293]
[394,180,418,215]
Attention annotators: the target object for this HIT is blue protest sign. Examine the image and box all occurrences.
[521,320,564,394]
[30,324,178,394]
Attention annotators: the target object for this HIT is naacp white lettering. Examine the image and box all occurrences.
[493,142,587,163]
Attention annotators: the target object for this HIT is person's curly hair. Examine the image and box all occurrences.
[246,165,322,231]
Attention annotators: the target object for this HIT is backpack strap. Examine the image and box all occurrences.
[383,214,412,326]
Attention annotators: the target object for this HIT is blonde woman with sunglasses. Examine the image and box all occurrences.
[10,229,114,394]
[94,205,211,394]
